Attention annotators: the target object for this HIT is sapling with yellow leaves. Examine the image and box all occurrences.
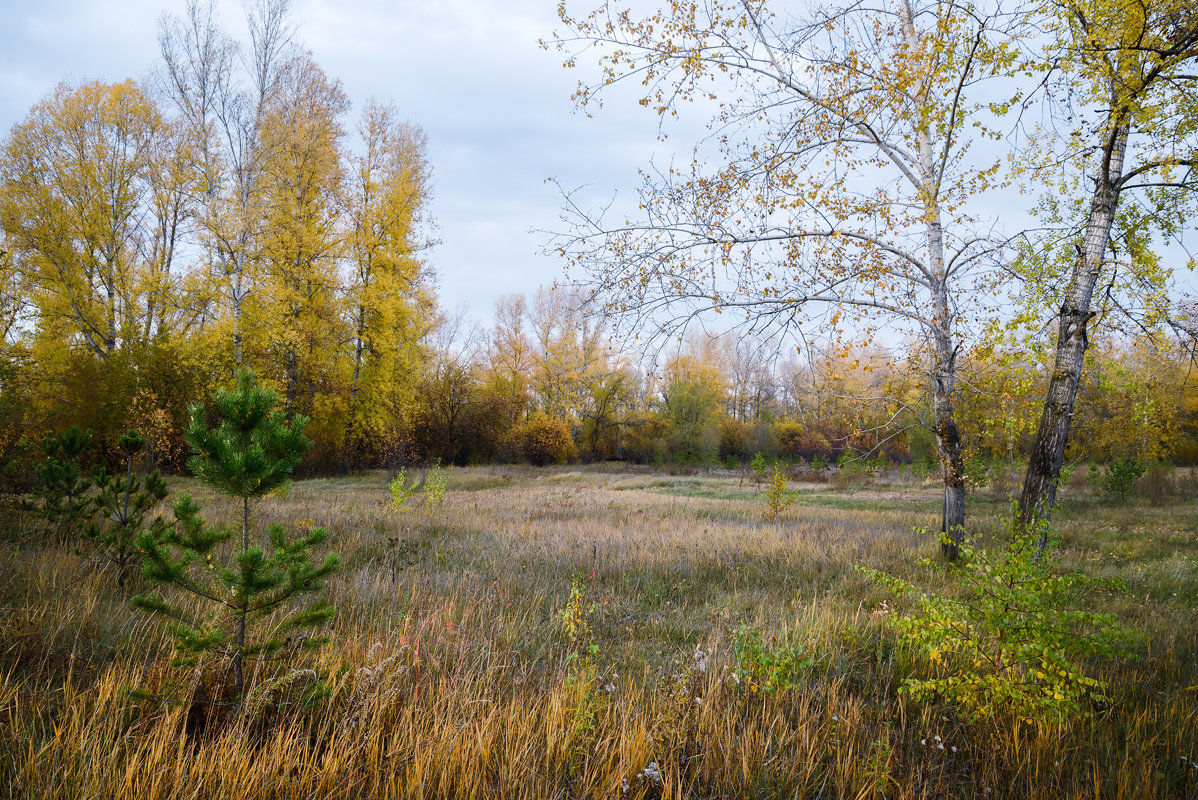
[861,512,1139,723]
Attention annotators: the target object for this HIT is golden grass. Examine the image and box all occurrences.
[1,466,1196,798]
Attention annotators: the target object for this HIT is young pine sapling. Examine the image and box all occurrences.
[33,425,94,543]
[86,430,168,587]
[134,371,339,697]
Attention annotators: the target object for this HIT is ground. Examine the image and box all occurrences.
[2,464,1196,798]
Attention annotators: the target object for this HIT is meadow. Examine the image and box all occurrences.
[1,465,1196,799]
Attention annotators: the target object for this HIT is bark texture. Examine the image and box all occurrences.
[1018,125,1128,543]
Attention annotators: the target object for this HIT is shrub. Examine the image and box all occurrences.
[861,515,1139,724]
[750,451,769,482]
[514,413,574,466]
[424,459,449,510]
[1136,461,1198,502]
[386,468,421,512]
[717,416,751,460]
[763,464,798,520]
[773,420,805,458]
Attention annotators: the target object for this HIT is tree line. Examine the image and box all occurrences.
[0,0,433,479]
[1,0,1195,522]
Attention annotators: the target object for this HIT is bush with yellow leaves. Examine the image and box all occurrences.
[860,513,1139,724]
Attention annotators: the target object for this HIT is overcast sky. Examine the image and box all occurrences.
[0,0,689,326]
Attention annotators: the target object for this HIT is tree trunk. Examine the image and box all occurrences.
[1018,123,1128,549]
[932,324,966,560]
[346,305,366,471]
[903,0,966,559]
[233,495,250,696]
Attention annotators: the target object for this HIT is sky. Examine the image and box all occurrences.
[2,0,1193,345]
[0,0,687,326]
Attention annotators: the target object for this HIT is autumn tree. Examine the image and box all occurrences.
[1070,337,1182,463]
[1015,0,1198,533]
[0,81,189,362]
[343,103,433,468]
[659,338,729,463]
[484,293,535,420]
[528,286,611,426]
[157,0,297,365]
[956,338,1044,490]
[252,54,349,420]
[549,0,1024,555]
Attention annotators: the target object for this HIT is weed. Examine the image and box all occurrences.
[424,459,449,511]
[386,468,421,512]
[729,623,812,694]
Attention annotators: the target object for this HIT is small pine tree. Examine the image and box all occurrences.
[33,425,94,542]
[85,430,168,587]
[1097,456,1147,501]
[134,371,339,697]
[182,370,311,551]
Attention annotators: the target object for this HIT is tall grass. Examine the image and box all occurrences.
[1,467,1195,798]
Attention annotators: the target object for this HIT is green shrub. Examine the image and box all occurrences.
[750,451,769,481]
[386,467,421,512]
[763,464,798,520]
[861,515,1139,724]
[424,459,449,510]
[730,624,812,694]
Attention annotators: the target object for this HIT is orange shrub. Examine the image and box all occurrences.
[512,413,575,466]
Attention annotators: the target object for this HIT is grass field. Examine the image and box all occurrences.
[2,465,1196,798]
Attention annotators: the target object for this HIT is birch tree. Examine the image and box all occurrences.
[548,0,1021,555]
[1016,0,1198,535]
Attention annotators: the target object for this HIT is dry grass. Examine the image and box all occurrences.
[1,466,1196,799]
